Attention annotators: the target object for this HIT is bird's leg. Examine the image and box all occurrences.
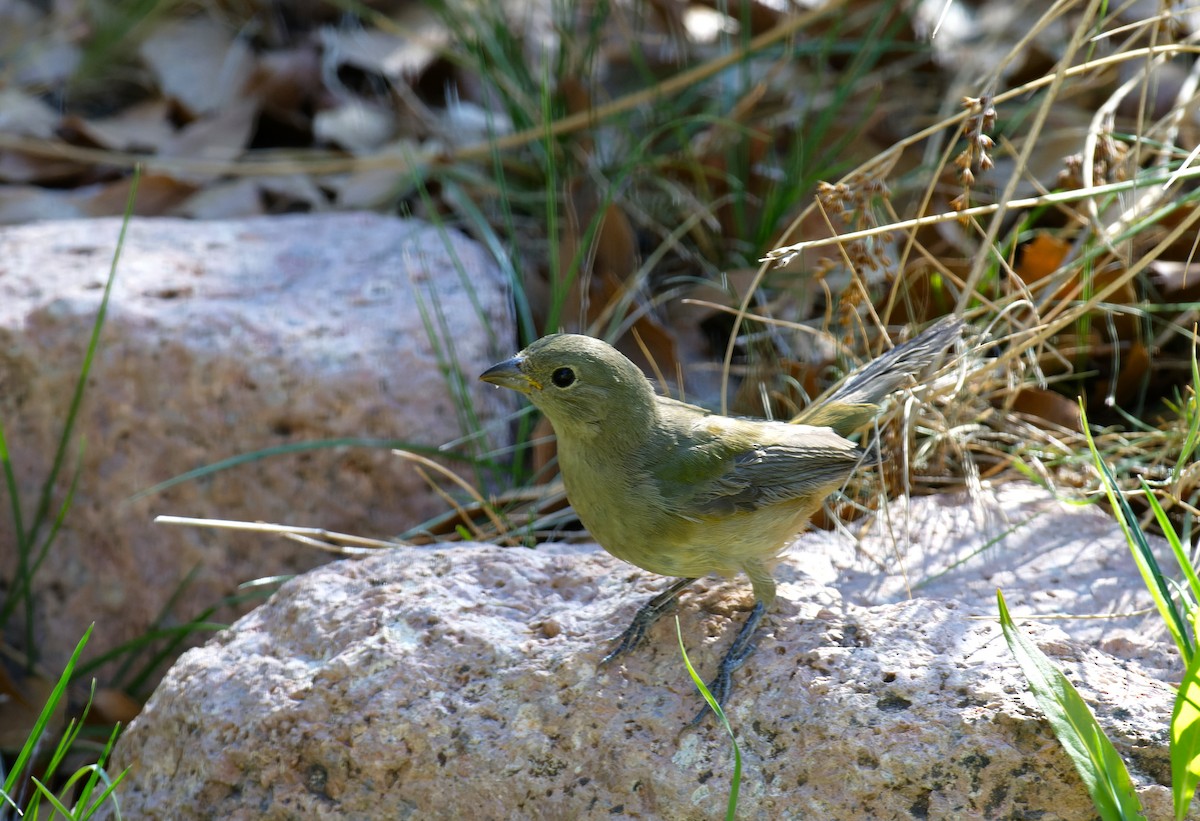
[688,600,767,726]
[601,577,697,664]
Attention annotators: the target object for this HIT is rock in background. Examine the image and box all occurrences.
[0,213,515,674]
[105,484,1188,819]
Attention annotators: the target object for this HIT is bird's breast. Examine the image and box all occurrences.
[555,440,691,575]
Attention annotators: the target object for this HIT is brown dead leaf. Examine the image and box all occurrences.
[88,688,143,726]
[1013,235,1139,339]
[555,184,634,326]
[558,77,592,118]
[1015,233,1070,284]
[1144,203,1200,262]
[246,46,323,124]
[541,179,683,395]
[1008,387,1081,432]
[1097,266,1138,306]
[1091,338,1151,410]
[80,173,198,217]
[0,151,84,185]
[558,78,594,155]
[0,665,62,752]
[768,206,835,277]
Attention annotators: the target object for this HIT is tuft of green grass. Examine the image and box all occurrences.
[997,589,1145,820]
[1,625,128,821]
[999,381,1200,821]
[1173,629,1200,821]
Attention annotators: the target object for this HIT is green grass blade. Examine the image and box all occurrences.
[0,416,31,644]
[0,419,26,546]
[998,590,1145,820]
[2,624,93,799]
[675,616,741,821]
[73,620,229,683]
[1081,401,1192,660]
[1172,620,1200,821]
[0,170,140,651]
[26,171,139,549]
[38,711,84,801]
[79,767,128,821]
[29,777,73,817]
[71,718,118,814]
[1142,479,1200,606]
[78,766,128,821]
[1171,332,1200,481]
[59,723,125,820]
[28,439,85,586]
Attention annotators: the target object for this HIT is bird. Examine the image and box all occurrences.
[480,315,963,721]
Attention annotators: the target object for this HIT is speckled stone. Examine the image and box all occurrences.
[0,213,515,675]
[105,487,1186,819]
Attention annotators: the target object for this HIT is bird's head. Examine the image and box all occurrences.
[480,334,657,436]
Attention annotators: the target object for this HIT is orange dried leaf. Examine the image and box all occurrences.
[1009,387,1081,432]
[1092,339,1151,409]
[0,667,62,750]
[81,173,197,217]
[89,688,143,725]
[82,172,195,216]
[1016,233,1069,284]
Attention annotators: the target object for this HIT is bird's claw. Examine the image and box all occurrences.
[686,601,766,727]
[601,619,650,664]
[600,577,696,665]
[599,581,767,729]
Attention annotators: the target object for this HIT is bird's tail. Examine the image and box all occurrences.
[791,315,964,434]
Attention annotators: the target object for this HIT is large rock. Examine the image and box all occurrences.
[106,484,1186,819]
[0,214,514,674]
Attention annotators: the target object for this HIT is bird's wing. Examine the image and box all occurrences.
[651,414,863,517]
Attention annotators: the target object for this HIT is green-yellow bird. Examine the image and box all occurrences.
[481,315,963,720]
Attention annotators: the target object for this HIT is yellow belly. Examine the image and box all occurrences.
[574,479,819,584]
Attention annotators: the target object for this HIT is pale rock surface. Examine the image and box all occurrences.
[811,481,1167,649]
[107,483,1188,819]
[0,214,514,672]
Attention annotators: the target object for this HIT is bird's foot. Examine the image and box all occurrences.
[687,601,767,727]
[601,577,696,665]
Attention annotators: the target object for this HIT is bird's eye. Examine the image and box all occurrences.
[551,367,576,388]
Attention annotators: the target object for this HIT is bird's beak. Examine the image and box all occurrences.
[480,355,541,392]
